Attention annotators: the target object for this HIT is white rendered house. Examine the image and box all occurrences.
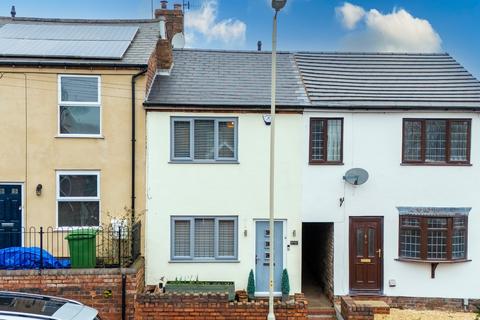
[143,49,480,306]
[143,49,309,295]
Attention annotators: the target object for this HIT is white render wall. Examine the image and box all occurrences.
[145,112,303,293]
[302,110,480,299]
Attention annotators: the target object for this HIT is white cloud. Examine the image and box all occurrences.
[335,3,442,53]
[185,0,246,48]
[335,2,365,30]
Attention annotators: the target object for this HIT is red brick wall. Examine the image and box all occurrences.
[340,295,480,313]
[135,292,308,320]
[0,259,144,320]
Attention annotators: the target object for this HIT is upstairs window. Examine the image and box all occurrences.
[403,119,471,164]
[399,216,468,261]
[57,171,100,228]
[309,118,343,164]
[171,117,237,162]
[58,75,101,136]
[171,216,238,261]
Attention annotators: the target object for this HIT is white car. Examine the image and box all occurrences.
[0,291,100,320]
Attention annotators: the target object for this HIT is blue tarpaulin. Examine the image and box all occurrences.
[0,247,70,269]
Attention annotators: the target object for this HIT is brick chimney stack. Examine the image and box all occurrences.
[155,1,184,43]
[146,1,185,90]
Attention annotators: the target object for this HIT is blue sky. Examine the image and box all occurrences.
[5,0,480,78]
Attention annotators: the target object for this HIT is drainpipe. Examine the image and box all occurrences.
[131,69,147,225]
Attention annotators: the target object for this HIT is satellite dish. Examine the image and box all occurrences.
[172,32,185,49]
[343,168,369,186]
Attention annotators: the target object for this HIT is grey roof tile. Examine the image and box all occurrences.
[295,52,480,109]
[146,50,480,110]
[146,49,310,107]
[0,16,159,66]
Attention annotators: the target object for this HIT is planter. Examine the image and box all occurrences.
[282,293,289,302]
[165,281,235,301]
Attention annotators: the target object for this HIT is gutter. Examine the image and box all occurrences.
[0,61,147,69]
[131,68,147,224]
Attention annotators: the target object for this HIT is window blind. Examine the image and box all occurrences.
[194,218,215,258]
[173,121,191,158]
[194,120,215,160]
[174,220,191,257]
[218,220,235,257]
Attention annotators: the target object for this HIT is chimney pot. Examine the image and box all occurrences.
[174,3,182,10]
[160,0,168,9]
[10,5,16,18]
[257,41,262,51]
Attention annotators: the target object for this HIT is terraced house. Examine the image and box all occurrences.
[0,4,183,260]
[144,49,480,309]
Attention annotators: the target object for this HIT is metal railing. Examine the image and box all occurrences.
[0,222,141,270]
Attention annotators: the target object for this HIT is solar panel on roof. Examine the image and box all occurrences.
[0,24,139,59]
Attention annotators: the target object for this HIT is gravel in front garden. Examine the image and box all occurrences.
[375,308,476,320]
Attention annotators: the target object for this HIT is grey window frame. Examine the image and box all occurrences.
[171,216,238,261]
[170,117,238,163]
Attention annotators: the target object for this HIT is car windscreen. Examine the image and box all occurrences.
[0,295,66,316]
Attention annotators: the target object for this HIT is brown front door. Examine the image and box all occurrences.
[349,217,383,293]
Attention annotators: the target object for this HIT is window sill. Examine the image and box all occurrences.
[395,258,471,264]
[169,160,239,164]
[169,260,240,263]
[309,162,344,166]
[401,162,472,167]
[55,135,104,139]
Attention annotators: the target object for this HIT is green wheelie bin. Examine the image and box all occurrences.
[65,229,97,268]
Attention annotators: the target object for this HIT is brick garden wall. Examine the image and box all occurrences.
[340,295,480,313]
[0,258,144,320]
[135,292,308,320]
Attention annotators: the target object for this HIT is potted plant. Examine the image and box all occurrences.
[247,269,255,301]
[281,269,290,302]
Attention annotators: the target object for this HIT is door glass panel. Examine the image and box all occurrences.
[356,228,364,257]
[368,228,375,257]
[0,189,4,195]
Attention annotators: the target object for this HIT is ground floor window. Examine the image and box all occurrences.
[171,216,237,261]
[57,171,100,227]
[399,215,467,261]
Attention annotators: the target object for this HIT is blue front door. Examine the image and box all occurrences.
[255,221,283,293]
[0,185,22,249]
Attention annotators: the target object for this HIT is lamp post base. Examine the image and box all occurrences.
[267,312,276,320]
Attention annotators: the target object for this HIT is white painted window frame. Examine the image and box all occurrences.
[56,170,101,229]
[57,74,102,138]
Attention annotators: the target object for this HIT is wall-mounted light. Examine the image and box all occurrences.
[292,230,296,237]
[244,229,248,237]
[35,184,42,196]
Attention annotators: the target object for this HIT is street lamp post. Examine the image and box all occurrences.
[268,1,286,320]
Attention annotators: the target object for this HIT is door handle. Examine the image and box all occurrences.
[377,249,382,258]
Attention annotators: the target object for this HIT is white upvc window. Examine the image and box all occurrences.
[58,75,102,137]
[56,171,100,228]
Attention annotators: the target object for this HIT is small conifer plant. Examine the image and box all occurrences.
[247,269,255,300]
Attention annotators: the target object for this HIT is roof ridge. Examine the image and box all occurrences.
[0,16,160,24]
[173,48,451,56]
